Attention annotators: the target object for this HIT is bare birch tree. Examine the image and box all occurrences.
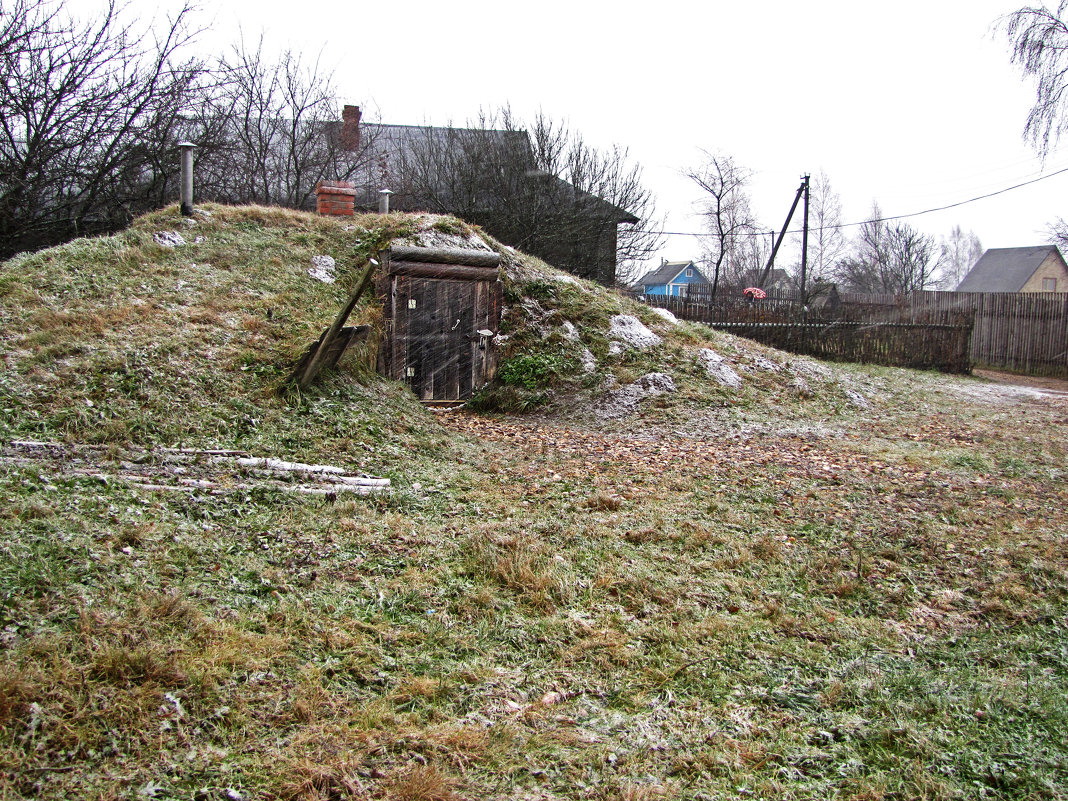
[1000,3,1068,158]
[687,152,757,299]
[808,169,847,281]
[940,224,983,288]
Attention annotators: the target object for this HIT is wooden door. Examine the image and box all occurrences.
[387,276,498,401]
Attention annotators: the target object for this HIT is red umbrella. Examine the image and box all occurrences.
[743,287,767,299]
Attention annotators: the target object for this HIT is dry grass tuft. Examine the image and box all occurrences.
[391,674,445,704]
[279,757,368,801]
[620,782,676,800]
[388,764,459,801]
[0,669,30,724]
[142,591,200,626]
[584,492,624,511]
[467,531,566,610]
[751,533,782,562]
[90,644,185,686]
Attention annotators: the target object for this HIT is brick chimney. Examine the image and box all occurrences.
[315,181,357,216]
[340,105,361,151]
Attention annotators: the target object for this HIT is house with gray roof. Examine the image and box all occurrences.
[956,246,1068,293]
[635,260,710,296]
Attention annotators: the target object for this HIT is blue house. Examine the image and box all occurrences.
[636,260,711,296]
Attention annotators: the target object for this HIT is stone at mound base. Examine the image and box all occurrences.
[608,314,662,350]
[792,375,813,398]
[845,388,872,409]
[751,355,782,372]
[636,372,676,395]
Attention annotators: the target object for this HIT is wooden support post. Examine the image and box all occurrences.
[298,258,378,389]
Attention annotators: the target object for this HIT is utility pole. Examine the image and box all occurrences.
[757,179,806,289]
[799,174,810,307]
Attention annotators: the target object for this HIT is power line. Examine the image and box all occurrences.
[637,164,1068,239]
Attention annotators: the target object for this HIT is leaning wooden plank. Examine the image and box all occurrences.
[289,326,369,381]
[323,326,364,370]
[298,258,378,388]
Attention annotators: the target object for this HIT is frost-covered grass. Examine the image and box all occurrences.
[1,206,1066,800]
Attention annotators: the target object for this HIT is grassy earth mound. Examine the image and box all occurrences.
[1,205,1066,800]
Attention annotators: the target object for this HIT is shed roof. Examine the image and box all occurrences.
[956,246,1063,292]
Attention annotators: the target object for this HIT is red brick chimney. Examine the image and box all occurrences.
[315,181,357,216]
[340,105,361,151]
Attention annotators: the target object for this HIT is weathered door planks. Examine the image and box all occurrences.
[379,247,503,402]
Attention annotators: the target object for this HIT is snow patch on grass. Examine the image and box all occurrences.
[608,315,662,351]
[648,307,680,326]
[308,254,336,283]
[698,349,742,389]
[596,372,676,418]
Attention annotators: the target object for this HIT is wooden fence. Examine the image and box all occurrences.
[635,288,1068,377]
[709,321,973,373]
[838,291,1068,377]
[635,292,974,374]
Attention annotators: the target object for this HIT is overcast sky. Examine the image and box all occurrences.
[79,0,1068,266]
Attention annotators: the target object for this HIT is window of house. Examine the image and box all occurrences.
[685,268,693,277]
[1043,277,1057,291]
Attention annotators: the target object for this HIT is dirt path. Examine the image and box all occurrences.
[973,368,1068,394]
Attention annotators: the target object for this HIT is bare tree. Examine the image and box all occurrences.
[1000,3,1068,158]
[374,107,661,285]
[731,225,774,286]
[834,203,890,294]
[887,223,944,291]
[0,0,203,258]
[1044,216,1068,251]
[835,203,944,293]
[940,224,984,288]
[687,152,757,299]
[190,37,369,209]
